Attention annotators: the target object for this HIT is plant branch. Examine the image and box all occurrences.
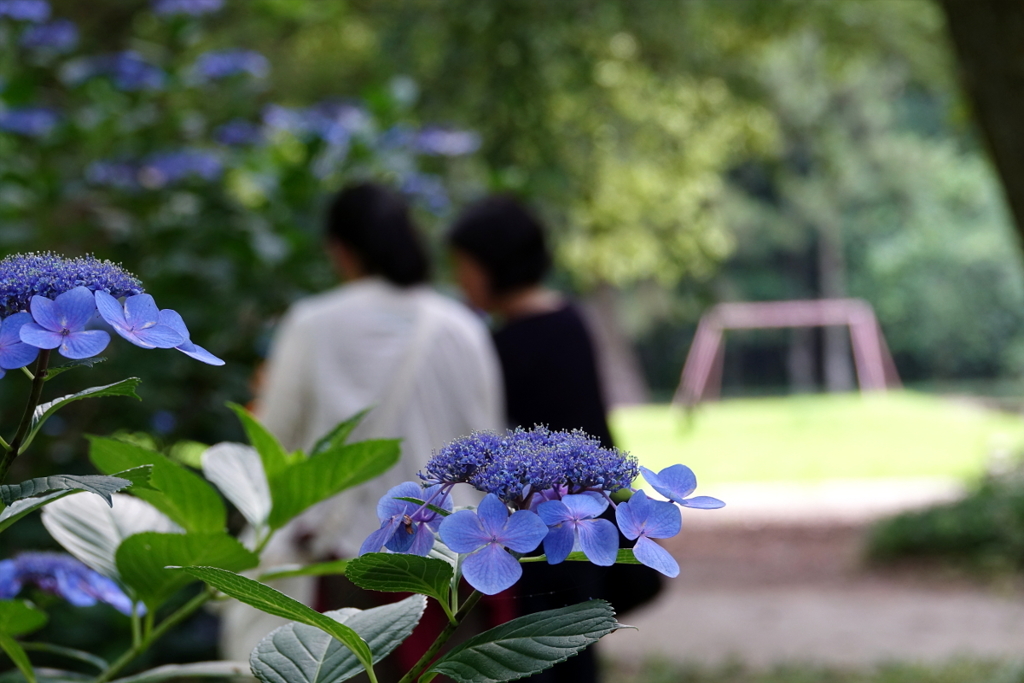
[397,590,482,683]
[0,350,50,485]
[92,589,212,683]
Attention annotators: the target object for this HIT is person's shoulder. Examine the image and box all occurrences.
[279,285,358,328]
[418,289,491,338]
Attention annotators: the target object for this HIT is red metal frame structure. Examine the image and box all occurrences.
[673,298,901,407]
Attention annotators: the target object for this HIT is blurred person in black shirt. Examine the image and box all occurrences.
[448,195,661,683]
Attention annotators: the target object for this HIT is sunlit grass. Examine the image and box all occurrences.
[610,391,1024,486]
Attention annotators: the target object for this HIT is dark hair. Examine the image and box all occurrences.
[325,182,430,286]
[447,195,551,295]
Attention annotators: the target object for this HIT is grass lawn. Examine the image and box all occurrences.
[609,391,1024,486]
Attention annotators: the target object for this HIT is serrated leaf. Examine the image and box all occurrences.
[88,437,225,533]
[175,567,375,681]
[426,600,622,683]
[227,404,291,480]
[41,494,182,579]
[0,601,47,638]
[1,474,131,508]
[309,410,370,457]
[0,634,35,683]
[116,533,258,610]
[259,560,349,583]
[43,357,107,381]
[110,662,251,683]
[267,440,400,529]
[345,554,452,606]
[201,443,271,532]
[251,594,425,683]
[25,379,141,451]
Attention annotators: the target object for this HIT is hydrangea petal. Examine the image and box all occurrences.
[27,295,62,332]
[500,509,548,553]
[642,498,682,539]
[19,323,63,349]
[376,482,423,521]
[132,324,185,349]
[175,340,225,365]
[0,312,39,369]
[54,568,98,607]
[476,493,510,539]
[536,499,572,527]
[541,522,575,564]
[359,517,402,556]
[576,518,619,566]
[407,523,436,556]
[632,536,679,578]
[123,294,159,328]
[60,329,110,359]
[94,290,128,328]
[615,491,647,541]
[462,542,522,595]
[680,495,726,510]
[438,509,490,554]
[52,286,98,331]
[561,492,609,520]
[640,464,697,502]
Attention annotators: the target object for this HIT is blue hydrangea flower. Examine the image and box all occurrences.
[152,0,222,16]
[215,119,262,146]
[20,286,110,359]
[421,431,503,487]
[400,173,450,214]
[65,52,165,91]
[156,309,224,365]
[192,50,268,81]
[415,127,481,156]
[0,552,137,615]
[20,19,77,51]
[0,107,59,137]
[536,493,619,566]
[359,482,453,557]
[438,494,548,595]
[615,490,681,578]
[0,313,39,377]
[263,102,367,146]
[85,160,138,190]
[139,149,222,188]
[0,253,143,316]
[640,465,725,510]
[94,291,185,350]
[0,0,49,22]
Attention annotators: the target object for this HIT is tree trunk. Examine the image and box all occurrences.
[580,283,651,407]
[942,0,1024,243]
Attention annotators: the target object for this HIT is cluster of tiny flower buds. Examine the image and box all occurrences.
[361,426,725,595]
[0,253,223,377]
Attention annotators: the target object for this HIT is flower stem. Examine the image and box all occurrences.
[396,590,482,683]
[92,589,212,683]
[0,350,50,485]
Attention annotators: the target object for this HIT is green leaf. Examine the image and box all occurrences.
[201,443,271,531]
[0,634,35,683]
[110,662,251,683]
[25,379,141,451]
[310,410,370,456]
[43,357,106,381]
[1,474,132,508]
[0,601,47,638]
[227,403,291,479]
[258,560,349,582]
[0,492,72,535]
[426,600,622,683]
[88,437,225,533]
[176,567,376,681]
[41,494,181,579]
[345,554,452,606]
[267,440,400,529]
[251,595,425,683]
[116,533,258,610]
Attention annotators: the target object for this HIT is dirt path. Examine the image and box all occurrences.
[600,481,1024,667]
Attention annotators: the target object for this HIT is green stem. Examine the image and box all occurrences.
[92,589,212,683]
[0,350,50,485]
[397,590,482,683]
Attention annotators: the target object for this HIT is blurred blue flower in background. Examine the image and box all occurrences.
[0,0,49,22]
[140,149,223,188]
[20,18,77,52]
[215,119,263,146]
[401,173,450,214]
[0,552,137,615]
[416,127,482,156]
[65,52,165,91]
[86,160,139,190]
[0,107,59,137]
[193,49,269,81]
[151,0,222,16]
